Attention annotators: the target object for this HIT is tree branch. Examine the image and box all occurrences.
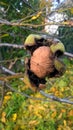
[5,82,51,101]
[0,66,24,80]
[40,90,73,104]
[64,52,73,58]
[0,66,16,75]
[0,18,72,27]
[0,83,4,107]
[0,43,73,58]
[0,43,24,49]
[0,66,73,104]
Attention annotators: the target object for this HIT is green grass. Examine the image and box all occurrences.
[0,59,73,130]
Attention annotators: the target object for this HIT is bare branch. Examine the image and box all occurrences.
[0,66,73,104]
[0,66,24,80]
[0,18,72,27]
[0,83,4,107]
[40,90,73,104]
[64,52,73,58]
[5,82,51,101]
[0,67,50,102]
[0,66,16,75]
[0,43,24,49]
[0,43,73,58]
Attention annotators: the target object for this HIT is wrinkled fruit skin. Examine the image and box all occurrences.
[30,46,54,78]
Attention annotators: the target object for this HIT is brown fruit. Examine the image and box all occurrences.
[30,46,54,78]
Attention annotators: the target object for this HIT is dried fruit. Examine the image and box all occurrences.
[24,35,66,91]
[30,46,54,78]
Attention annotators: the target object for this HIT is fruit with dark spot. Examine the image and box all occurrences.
[30,46,54,78]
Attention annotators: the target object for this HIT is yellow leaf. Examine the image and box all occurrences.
[55,91,59,96]
[57,127,62,130]
[28,105,34,111]
[29,120,39,126]
[31,16,37,20]
[14,126,19,130]
[50,105,55,110]
[50,87,57,92]
[4,95,11,100]
[0,34,9,38]
[1,112,6,123]
[3,95,11,105]
[2,112,6,117]
[31,11,42,20]
[61,87,64,92]
[12,113,17,121]
[34,111,42,118]
[51,111,57,118]
[34,104,45,111]
[1,117,6,123]
[35,93,43,98]
[58,113,62,119]
[61,109,66,113]
[63,120,67,126]
[68,110,73,116]
[69,8,73,14]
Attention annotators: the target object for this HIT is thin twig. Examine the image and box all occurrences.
[0,18,72,27]
[0,66,16,75]
[0,82,4,107]
[0,43,73,58]
[0,43,24,49]
[0,66,24,80]
[0,66,73,104]
[22,0,36,11]
[5,82,51,102]
[0,56,27,63]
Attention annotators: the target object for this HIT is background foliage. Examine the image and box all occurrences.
[0,0,73,130]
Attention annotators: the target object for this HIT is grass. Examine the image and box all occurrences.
[0,59,73,130]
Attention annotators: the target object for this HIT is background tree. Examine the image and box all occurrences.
[0,1,73,130]
[0,0,42,72]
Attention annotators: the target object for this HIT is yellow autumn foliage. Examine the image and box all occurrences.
[1,112,6,123]
[31,11,42,20]
[12,113,17,121]
[29,120,39,126]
